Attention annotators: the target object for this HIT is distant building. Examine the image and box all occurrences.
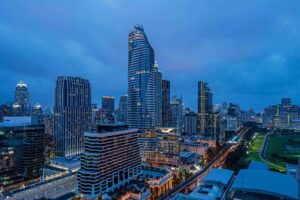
[282,97,292,107]
[184,111,197,135]
[197,81,214,139]
[116,95,127,123]
[53,76,92,157]
[0,116,44,189]
[138,128,181,167]
[14,80,30,115]
[154,63,162,127]
[102,96,115,113]
[161,80,171,127]
[170,96,183,134]
[226,116,238,131]
[127,24,155,131]
[77,125,141,199]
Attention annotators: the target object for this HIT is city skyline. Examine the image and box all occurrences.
[1,1,300,111]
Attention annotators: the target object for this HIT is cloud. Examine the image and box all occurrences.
[0,0,300,111]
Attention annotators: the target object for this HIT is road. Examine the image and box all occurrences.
[158,127,249,200]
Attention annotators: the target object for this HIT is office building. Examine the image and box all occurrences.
[77,125,141,199]
[14,80,30,115]
[127,24,155,131]
[154,63,162,127]
[116,95,127,123]
[102,96,115,113]
[197,81,214,138]
[170,96,183,134]
[0,116,45,189]
[162,80,171,127]
[184,111,197,135]
[53,76,92,157]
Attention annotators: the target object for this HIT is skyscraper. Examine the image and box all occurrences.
[53,76,91,157]
[170,96,183,134]
[116,95,127,123]
[197,81,213,138]
[14,80,30,115]
[162,80,171,127]
[127,24,155,131]
[101,96,115,113]
[154,63,162,127]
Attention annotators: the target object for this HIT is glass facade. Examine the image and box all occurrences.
[127,24,155,131]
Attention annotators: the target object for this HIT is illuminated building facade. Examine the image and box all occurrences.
[53,76,92,157]
[77,125,141,199]
[197,81,214,139]
[138,128,181,167]
[14,80,30,115]
[0,117,45,189]
[127,24,155,131]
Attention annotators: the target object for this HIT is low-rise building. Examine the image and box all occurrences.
[229,162,298,200]
[172,168,234,200]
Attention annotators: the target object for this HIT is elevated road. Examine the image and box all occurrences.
[159,127,249,200]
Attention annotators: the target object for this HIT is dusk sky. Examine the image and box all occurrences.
[1,1,300,111]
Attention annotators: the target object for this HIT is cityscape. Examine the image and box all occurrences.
[0,1,300,200]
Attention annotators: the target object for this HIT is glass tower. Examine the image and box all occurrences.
[127,24,155,131]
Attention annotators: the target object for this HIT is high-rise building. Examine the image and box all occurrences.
[53,76,91,157]
[282,98,292,107]
[116,95,127,123]
[14,80,30,115]
[0,116,44,188]
[77,125,141,199]
[184,111,197,135]
[170,96,183,134]
[197,81,214,138]
[101,96,115,113]
[154,63,162,127]
[127,24,155,131]
[162,80,171,127]
[32,103,43,125]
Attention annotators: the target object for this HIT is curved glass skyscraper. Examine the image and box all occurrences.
[128,24,155,130]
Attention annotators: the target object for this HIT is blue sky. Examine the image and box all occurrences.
[0,1,300,111]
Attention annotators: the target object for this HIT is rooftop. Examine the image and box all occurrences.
[231,169,298,200]
[203,168,234,185]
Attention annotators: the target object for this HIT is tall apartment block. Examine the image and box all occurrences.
[53,76,91,157]
[77,125,141,199]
